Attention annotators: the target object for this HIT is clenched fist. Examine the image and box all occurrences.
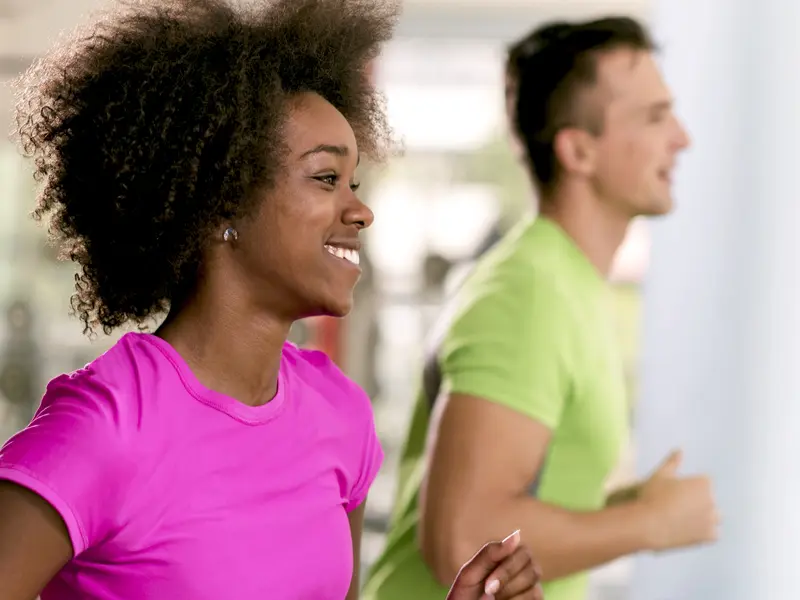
[446,530,543,600]
[638,450,720,551]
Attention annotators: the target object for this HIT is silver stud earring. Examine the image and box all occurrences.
[223,227,239,242]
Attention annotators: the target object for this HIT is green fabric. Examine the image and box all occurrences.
[363,217,629,600]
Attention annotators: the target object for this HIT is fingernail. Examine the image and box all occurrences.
[485,578,500,595]
[502,529,521,546]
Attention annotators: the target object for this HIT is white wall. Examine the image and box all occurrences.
[0,0,649,58]
[633,0,800,597]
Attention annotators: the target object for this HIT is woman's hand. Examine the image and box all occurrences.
[446,530,544,600]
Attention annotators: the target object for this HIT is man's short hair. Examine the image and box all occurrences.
[506,17,655,192]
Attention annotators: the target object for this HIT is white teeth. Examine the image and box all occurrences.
[324,245,360,266]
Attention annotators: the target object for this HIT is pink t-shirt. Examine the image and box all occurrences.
[0,332,383,599]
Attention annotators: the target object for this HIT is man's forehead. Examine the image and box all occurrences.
[595,48,670,105]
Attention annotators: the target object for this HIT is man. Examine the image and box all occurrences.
[364,16,718,600]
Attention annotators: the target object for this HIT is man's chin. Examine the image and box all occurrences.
[639,196,674,217]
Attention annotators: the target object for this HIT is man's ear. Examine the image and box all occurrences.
[553,127,597,178]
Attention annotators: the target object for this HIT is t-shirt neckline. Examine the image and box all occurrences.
[131,332,289,425]
[532,216,606,288]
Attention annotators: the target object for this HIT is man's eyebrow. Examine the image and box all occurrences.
[647,99,674,112]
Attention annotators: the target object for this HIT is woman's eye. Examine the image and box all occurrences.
[317,174,338,186]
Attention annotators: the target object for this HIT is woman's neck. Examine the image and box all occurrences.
[157,292,292,407]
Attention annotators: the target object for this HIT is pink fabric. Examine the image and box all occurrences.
[0,333,383,599]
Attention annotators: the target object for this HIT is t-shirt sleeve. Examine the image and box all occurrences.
[0,374,134,556]
[440,269,574,430]
[344,388,384,513]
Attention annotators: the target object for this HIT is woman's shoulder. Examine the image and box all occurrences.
[281,341,371,406]
[38,332,170,429]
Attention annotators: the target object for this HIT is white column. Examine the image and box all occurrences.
[631,1,800,599]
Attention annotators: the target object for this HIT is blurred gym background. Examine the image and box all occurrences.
[1,1,798,598]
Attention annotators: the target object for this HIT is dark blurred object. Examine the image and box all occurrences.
[470,224,503,260]
[0,299,41,426]
[423,253,452,292]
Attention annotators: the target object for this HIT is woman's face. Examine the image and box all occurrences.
[226,92,373,322]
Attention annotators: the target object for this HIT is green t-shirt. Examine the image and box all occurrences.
[363,217,629,600]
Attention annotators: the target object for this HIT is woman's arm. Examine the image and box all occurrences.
[346,500,367,600]
[0,481,73,599]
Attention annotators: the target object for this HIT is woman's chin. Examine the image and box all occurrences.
[310,292,355,320]
[322,300,353,319]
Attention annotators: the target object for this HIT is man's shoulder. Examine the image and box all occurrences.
[454,249,570,329]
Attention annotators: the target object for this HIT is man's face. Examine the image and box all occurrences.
[590,48,690,217]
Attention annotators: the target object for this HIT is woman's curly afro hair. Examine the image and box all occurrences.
[14,0,398,335]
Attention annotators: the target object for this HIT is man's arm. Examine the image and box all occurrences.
[419,263,716,585]
[346,500,366,600]
[418,393,655,585]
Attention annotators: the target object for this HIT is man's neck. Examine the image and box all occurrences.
[538,189,631,279]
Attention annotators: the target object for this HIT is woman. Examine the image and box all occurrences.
[0,0,542,599]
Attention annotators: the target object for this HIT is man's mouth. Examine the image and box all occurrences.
[324,244,360,266]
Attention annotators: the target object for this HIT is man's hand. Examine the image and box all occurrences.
[637,450,720,551]
[446,530,544,600]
